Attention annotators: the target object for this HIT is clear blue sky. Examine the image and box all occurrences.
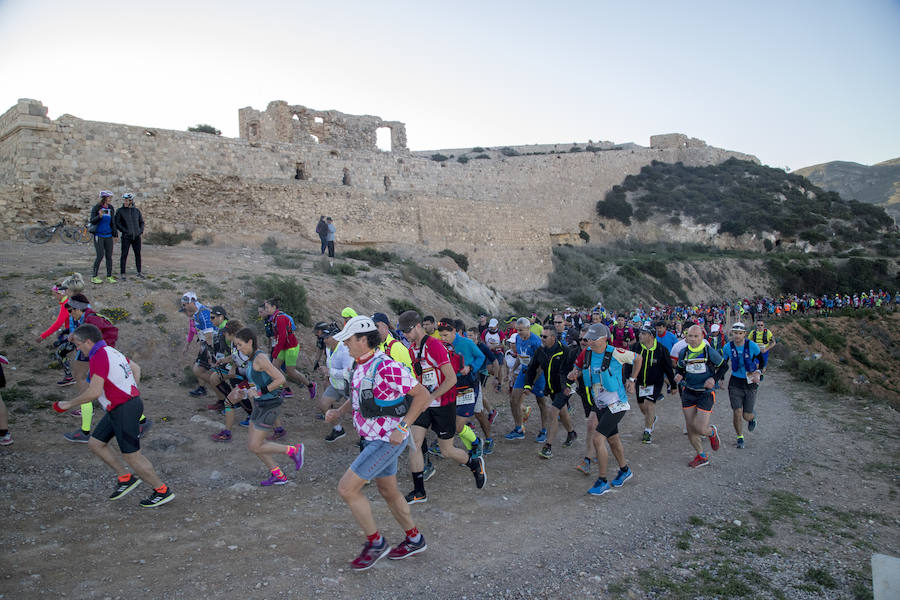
[1,0,898,170]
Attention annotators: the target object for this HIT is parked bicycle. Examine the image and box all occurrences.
[24,220,92,244]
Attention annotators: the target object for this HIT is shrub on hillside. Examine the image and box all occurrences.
[438,249,469,271]
[499,147,520,157]
[388,298,421,316]
[431,154,449,162]
[253,274,310,327]
[145,231,192,246]
[343,248,398,267]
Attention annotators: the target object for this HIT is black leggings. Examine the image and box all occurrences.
[93,236,114,277]
[120,236,142,274]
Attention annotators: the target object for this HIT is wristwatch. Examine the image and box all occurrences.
[628,377,636,382]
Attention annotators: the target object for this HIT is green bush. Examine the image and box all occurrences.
[579,230,590,242]
[333,263,356,276]
[98,307,130,322]
[499,147,520,157]
[342,248,398,267]
[456,155,469,164]
[145,231,192,246]
[388,298,421,316]
[188,124,221,135]
[430,154,449,162]
[438,249,469,271]
[474,153,490,160]
[253,274,311,327]
[596,194,633,225]
[472,147,485,153]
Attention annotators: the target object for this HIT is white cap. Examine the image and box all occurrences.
[181,291,197,303]
[488,318,499,327]
[731,322,747,331]
[334,316,378,342]
[711,324,721,332]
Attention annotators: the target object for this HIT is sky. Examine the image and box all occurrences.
[1,0,898,170]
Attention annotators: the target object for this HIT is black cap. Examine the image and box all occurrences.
[372,312,391,327]
[210,306,227,317]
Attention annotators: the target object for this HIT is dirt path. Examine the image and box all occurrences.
[1,240,897,599]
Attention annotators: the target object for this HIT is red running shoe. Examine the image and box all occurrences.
[688,454,709,468]
[388,536,427,560]
[350,540,389,571]
[708,424,720,451]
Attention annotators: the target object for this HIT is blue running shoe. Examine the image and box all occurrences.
[505,427,525,440]
[748,418,757,432]
[535,429,547,444]
[610,466,632,488]
[239,418,250,428]
[483,438,495,455]
[588,478,611,496]
[469,438,483,459]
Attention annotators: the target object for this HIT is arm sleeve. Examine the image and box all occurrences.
[40,303,69,339]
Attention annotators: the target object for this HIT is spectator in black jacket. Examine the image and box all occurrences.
[114,192,145,280]
[524,325,578,458]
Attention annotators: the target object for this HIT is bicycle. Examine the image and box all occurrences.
[24,220,91,244]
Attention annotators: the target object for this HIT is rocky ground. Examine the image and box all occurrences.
[0,240,897,599]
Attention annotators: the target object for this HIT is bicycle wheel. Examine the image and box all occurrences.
[61,227,80,244]
[25,226,53,244]
[77,225,93,243]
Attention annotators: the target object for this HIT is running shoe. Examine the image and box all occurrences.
[109,475,143,500]
[308,382,317,399]
[210,429,232,442]
[736,436,745,449]
[138,419,153,439]
[688,454,709,468]
[535,429,547,444]
[106,276,117,283]
[471,456,486,489]
[469,438,483,459]
[189,386,207,397]
[281,387,294,399]
[523,406,532,423]
[69,408,82,417]
[139,488,175,507]
[136,273,146,279]
[538,445,552,459]
[388,536,427,560]
[267,428,287,441]
[588,478,611,496]
[487,409,498,424]
[290,443,305,470]
[642,431,652,444]
[610,466,633,488]
[574,458,592,475]
[64,429,90,443]
[708,424,720,451]
[260,473,288,486]
[238,418,250,427]
[505,427,525,441]
[57,376,76,387]
[423,461,436,481]
[91,276,103,284]
[207,401,224,411]
[483,438,494,455]
[405,490,427,505]
[563,430,578,447]
[748,418,757,432]
[651,415,658,432]
[325,428,346,443]
[119,274,127,282]
[350,540,390,571]
[427,440,443,457]
[0,433,11,446]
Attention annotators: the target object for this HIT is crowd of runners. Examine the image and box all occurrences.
[7,257,899,571]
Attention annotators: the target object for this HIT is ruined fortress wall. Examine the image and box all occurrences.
[0,99,756,291]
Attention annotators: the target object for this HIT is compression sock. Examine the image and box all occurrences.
[412,471,425,494]
[154,484,168,494]
[80,402,93,433]
[286,445,299,457]
[458,425,477,450]
[139,414,147,424]
[118,474,133,483]
[406,527,422,543]
[367,531,384,546]
[270,467,284,479]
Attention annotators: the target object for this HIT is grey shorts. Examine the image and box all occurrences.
[250,399,282,429]
[728,385,758,413]
[323,383,349,402]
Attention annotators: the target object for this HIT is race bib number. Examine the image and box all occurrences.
[608,400,630,414]
[456,388,476,406]
[686,362,706,374]
[518,354,531,366]
[638,385,654,398]
[420,367,438,390]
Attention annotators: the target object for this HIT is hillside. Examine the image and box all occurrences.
[596,158,898,252]
[794,158,900,223]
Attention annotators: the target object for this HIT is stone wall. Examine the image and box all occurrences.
[0,99,757,292]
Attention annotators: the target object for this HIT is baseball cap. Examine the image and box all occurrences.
[731,322,747,331]
[333,316,378,342]
[397,310,421,333]
[711,324,720,332]
[210,306,227,317]
[371,312,391,327]
[488,318,499,328]
[181,291,197,303]
[639,325,655,335]
[341,307,358,319]
[583,323,610,341]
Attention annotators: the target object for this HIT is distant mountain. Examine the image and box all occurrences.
[794,158,900,223]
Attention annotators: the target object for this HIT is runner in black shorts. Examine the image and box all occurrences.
[630,326,677,444]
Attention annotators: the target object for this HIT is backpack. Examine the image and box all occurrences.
[275,311,296,332]
[84,309,119,347]
[352,355,412,419]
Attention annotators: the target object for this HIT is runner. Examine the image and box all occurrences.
[747,319,776,373]
[317,322,352,443]
[506,317,547,442]
[263,297,317,400]
[51,324,173,507]
[325,316,432,571]
[525,325,577,459]
[572,323,641,495]
[437,319,488,457]
[231,327,305,486]
[674,325,728,468]
[38,272,85,387]
[182,292,215,398]
[482,318,506,391]
[397,311,486,504]
[610,315,636,350]
[722,322,763,449]
[631,325,677,444]
[209,320,256,442]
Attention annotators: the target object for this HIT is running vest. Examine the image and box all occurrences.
[353,355,412,419]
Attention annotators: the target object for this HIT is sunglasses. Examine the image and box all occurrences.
[401,324,418,334]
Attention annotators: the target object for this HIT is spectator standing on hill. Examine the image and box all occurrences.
[114,192,145,280]
[325,217,336,266]
[90,191,117,284]
[316,215,328,255]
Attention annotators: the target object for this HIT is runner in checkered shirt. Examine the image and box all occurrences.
[325,316,433,572]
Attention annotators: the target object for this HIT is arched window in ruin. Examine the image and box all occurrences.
[295,162,307,180]
[376,127,392,152]
[383,175,391,191]
[342,167,351,186]
[248,122,259,137]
